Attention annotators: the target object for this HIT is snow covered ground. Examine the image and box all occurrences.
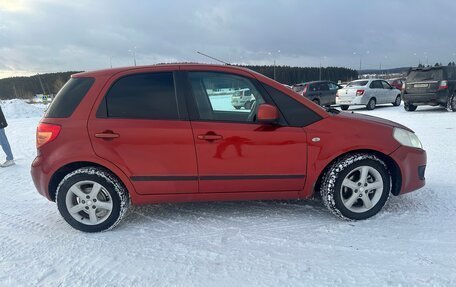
[1,100,455,286]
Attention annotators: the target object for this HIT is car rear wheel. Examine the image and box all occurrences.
[446,93,456,112]
[340,105,349,111]
[56,167,129,232]
[404,103,417,112]
[320,153,391,220]
[366,98,376,110]
[312,99,320,105]
[392,95,401,106]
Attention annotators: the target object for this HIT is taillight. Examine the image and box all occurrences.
[438,80,448,90]
[302,85,308,96]
[356,89,365,96]
[36,123,61,148]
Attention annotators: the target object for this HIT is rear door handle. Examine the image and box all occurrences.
[197,134,223,141]
[95,131,119,139]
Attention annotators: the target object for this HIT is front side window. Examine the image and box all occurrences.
[105,72,178,120]
[328,82,340,90]
[188,72,265,122]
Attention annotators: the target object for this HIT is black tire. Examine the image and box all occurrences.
[56,167,129,232]
[320,153,391,220]
[446,93,456,112]
[312,99,320,106]
[392,95,401,106]
[234,106,241,110]
[244,101,252,110]
[404,102,417,112]
[340,105,349,111]
[366,98,376,110]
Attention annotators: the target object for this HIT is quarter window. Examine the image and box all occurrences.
[105,72,179,119]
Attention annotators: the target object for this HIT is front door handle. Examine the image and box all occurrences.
[95,131,119,139]
[197,133,223,141]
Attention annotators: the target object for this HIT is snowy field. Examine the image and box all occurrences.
[1,99,455,286]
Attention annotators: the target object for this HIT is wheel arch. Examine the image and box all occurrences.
[314,149,402,197]
[48,161,134,202]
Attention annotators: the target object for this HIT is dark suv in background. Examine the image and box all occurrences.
[403,66,456,112]
[292,81,341,106]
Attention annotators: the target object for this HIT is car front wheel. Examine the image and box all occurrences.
[320,153,391,220]
[56,167,129,232]
[340,105,349,110]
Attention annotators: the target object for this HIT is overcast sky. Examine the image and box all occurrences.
[1,0,456,78]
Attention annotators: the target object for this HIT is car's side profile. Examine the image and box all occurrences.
[31,64,426,232]
[336,79,402,110]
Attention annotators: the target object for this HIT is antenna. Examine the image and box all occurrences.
[196,51,230,65]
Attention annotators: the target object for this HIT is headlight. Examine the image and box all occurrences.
[393,128,423,149]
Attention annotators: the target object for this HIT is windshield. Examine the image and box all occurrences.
[407,69,443,82]
[347,80,368,87]
[292,85,305,93]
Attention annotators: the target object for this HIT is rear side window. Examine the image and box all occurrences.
[45,77,94,118]
[347,80,368,87]
[104,72,178,120]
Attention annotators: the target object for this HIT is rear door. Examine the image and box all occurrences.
[185,71,308,193]
[381,80,396,102]
[318,82,331,105]
[88,70,198,195]
[368,80,382,102]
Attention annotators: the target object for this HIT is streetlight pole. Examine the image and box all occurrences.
[128,47,137,66]
[270,50,280,80]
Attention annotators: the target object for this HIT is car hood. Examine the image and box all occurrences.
[334,111,413,132]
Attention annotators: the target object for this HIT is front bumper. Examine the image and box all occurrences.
[389,146,427,195]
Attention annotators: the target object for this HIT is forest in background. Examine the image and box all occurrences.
[0,66,358,100]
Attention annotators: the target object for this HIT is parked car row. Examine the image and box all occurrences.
[287,65,456,112]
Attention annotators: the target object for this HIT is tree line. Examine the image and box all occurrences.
[0,72,78,100]
[241,65,358,85]
[0,65,358,100]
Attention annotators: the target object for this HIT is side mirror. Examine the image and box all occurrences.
[257,104,279,124]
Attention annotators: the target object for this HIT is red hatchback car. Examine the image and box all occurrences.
[31,64,426,232]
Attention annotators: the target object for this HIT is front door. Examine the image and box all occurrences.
[186,71,308,193]
[88,71,198,195]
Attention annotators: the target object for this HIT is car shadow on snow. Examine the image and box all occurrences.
[120,199,336,231]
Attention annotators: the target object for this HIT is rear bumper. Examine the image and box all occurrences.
[403,90,448,105]
[389,146,427,195]
[31,155,53,200]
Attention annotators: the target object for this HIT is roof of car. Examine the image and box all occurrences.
[72,63,256,78]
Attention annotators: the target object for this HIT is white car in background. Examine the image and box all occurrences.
[336,79,402,110]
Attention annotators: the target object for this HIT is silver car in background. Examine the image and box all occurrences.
[336,79,402,110]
